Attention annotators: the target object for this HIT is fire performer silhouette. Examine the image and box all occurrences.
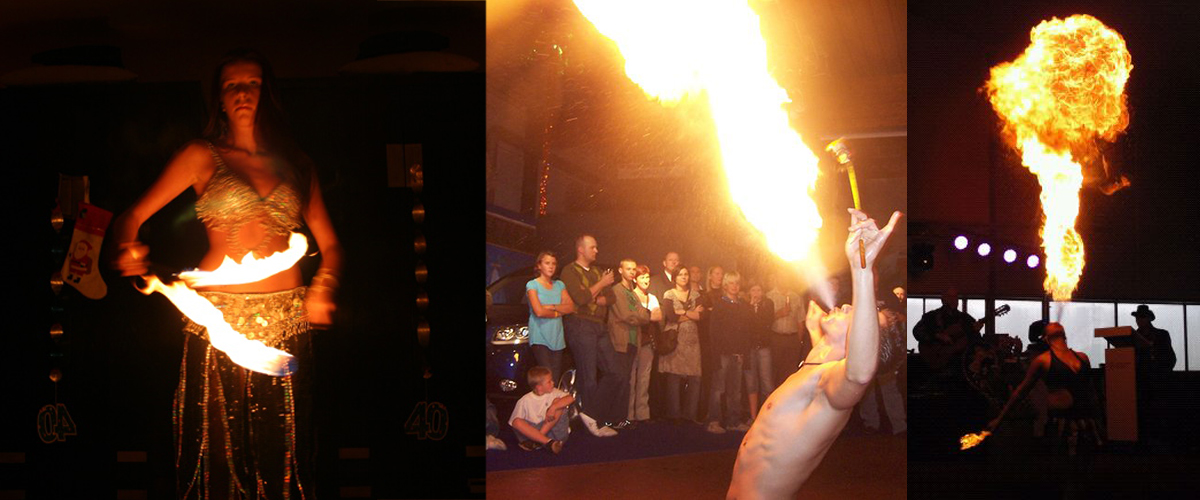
[984,323,1102,456]
[727,209,901,500]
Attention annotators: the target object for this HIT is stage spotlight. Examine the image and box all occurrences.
[1003,249,1017,263]
[953,235,969,250]
[1027,255,1040,268]
[977,243,991,256]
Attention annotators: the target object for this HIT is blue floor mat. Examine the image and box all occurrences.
[486,419,748,472]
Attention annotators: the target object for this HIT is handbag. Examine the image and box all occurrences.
[654,290,690,355]
[654,322,678,355]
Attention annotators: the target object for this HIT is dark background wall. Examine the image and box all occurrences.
[0,2,483,498]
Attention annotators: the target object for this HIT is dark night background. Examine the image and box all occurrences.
[0,1,484,498]
[909,0,1200,302]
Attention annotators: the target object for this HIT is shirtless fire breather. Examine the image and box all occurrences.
[727,209,901,500]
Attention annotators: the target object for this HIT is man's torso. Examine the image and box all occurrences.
[727,361,853,499]
[563,262,605,323]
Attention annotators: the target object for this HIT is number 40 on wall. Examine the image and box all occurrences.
[404,401,448,441]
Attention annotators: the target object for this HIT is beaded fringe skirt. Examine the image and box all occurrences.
[175,287,314,499]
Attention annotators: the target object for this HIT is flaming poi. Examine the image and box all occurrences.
[985,14,1132,300]
[136,232,309,376]
[572,0,823,262]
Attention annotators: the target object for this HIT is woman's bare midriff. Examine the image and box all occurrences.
[1047,389,1075,410]
[195,227,303,293]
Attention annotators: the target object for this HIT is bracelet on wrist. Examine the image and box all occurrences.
[313,268,341,289]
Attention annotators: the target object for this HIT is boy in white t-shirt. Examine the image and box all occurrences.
[508,366,575,453]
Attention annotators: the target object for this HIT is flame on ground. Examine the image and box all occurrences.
[985,15,1132,301]
[573,0,823,262]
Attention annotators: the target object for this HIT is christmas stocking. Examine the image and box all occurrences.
[62,202,112,299]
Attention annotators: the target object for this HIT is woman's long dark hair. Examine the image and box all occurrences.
[203,48,314,208]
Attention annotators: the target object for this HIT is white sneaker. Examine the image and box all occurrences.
[731,422,750,432]
[485,434,507,451]
[581,413,617,437]
[706,421,727,434]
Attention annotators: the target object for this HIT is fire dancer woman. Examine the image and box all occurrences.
[986,322,1102,456]
[727,209,900,499]
[526,251,575,382]
[111,49,341,498]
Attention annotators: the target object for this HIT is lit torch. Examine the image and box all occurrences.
[572,0,823,263]
[136,232,310,376]
[985,15,1132,301]
[826,138,865,268]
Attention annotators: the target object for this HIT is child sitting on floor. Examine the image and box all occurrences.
[508,366,575,454]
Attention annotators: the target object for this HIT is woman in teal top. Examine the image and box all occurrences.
[526,251,575,382]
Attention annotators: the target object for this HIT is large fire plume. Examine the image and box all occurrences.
[573,0,823,262]
[985,15,1132,300]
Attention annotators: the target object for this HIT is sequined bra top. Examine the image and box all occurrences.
[196,141,302,259]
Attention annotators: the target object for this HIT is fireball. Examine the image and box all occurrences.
[985,14,1132,300]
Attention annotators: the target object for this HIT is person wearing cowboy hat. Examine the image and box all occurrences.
[1131,305,1176,374]
[1131,304,1176,450]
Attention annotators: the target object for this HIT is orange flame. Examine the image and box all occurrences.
[138,232,309,376]
[960,430,991,450]
[179,233,308,287]
[573,0,822,262]
[138,276,297,376]
[986,15,1132,300]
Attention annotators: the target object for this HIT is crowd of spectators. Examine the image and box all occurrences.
[498,234,908,453]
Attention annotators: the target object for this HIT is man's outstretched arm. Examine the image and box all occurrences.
[823,210,902,410]
[822,271,877,410]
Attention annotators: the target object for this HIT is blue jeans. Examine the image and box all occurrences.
[512,416,570,443]
[665,373,700,421]
[486,398,500,437]
[595,342,634,424]
[707,354,745,426]
[531,344,564,383]
[744,346,775,397]
[564,316,605,414]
